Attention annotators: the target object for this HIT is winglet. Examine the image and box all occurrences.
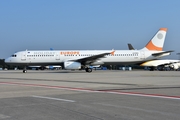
[111,50,115,55]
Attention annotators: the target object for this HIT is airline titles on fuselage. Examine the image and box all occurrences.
[60,51,80,55]
[34,52,56,55]
[33,51,80,55]
[26,51,139,57]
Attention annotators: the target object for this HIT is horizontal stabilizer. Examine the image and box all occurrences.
[152,50,174,57]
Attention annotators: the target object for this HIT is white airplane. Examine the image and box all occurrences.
[5,28,173,73]
[140,59,180,71]
[127,42,180,71]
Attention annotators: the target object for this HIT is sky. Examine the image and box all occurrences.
[0,0,180,59]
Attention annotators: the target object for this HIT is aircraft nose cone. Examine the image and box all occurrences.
[5,57,11,63]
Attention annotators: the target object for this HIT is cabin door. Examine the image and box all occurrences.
[140,51,145,60]
[21,51,26,61]
[56,52,60,60]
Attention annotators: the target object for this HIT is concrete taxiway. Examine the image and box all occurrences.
[0,70,180,120]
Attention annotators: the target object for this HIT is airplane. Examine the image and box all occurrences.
[5,28,173,73]
[140,59,180,71]
[127,42,180,71]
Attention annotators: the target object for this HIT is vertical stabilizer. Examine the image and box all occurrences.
[128,43,135,50]
[142,28,167,51]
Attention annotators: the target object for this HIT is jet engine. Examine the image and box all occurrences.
[170,63,179,70]
[64,61,81,70]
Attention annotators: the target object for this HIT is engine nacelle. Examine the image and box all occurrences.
[64,61,81,70]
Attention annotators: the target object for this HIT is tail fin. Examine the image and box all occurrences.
[142,28,167,51]
[127,43,135,50]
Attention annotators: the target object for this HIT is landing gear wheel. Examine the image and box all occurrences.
[23,70,27,73]
[149,67,155,71]
[23,66,27,73]
[85,68,92,73]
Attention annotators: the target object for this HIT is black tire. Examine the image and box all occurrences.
[85,68,92,73]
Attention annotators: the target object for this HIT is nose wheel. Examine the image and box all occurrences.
[23,66,27,73]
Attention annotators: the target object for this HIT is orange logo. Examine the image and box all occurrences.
[111,50,115,55]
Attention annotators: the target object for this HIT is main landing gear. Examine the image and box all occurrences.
[23,70,27,73]
[149,67,155,71]
[85,68,92,73]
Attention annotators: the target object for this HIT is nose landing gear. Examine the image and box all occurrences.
[23,66,27,73]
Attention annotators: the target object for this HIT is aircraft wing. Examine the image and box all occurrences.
[140,59,180,67]
[71,51,115,65]
[152,50,174,57]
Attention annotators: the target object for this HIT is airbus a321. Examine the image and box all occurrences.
[5,28,173,73]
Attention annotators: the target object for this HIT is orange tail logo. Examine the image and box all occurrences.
[145,28,167,51]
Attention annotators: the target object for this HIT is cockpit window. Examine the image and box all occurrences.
[11,54,17,57]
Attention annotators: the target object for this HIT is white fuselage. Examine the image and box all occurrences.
[5,50,169,66]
